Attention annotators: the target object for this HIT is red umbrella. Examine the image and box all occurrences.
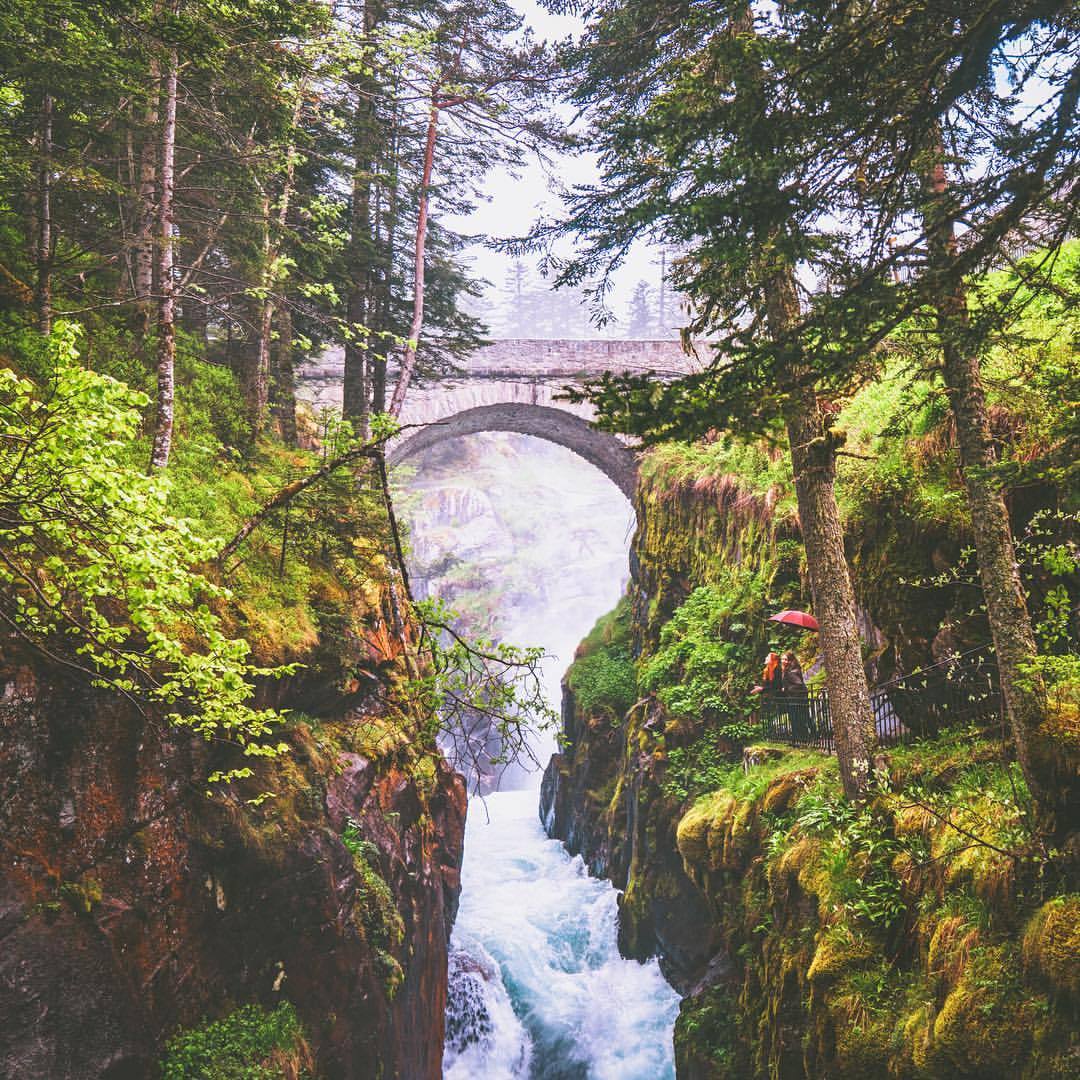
[768,610,819,631]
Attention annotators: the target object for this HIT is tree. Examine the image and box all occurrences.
[386,0,563,415]
[720,0,1080,830]
[540,0,879,797]
[626,279,652,337]
[0,324,292,774]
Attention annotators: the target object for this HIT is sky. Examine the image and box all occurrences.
[442,0,666,334]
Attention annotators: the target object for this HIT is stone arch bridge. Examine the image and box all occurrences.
[297,339,700,499]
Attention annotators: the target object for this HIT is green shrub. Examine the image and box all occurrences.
[568,649,637,718]
[0,323,295,782]
[567,597,637,719]
[639,573,769,723]
[342,819,405,997]
[162,1002,310,1079]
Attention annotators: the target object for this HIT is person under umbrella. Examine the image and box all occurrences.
[781,651,812,742]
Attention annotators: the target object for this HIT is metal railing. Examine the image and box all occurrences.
[756,649,1002,752]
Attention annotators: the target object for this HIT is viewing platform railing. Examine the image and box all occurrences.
[756,649,1002,752]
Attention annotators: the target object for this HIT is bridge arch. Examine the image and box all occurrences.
[388,403,638,500]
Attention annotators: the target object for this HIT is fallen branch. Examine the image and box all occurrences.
[214,422,435,572]
[215,445,379,565]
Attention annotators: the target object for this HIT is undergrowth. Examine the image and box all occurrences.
[161,1002,312,1079]
[567,596,637,720]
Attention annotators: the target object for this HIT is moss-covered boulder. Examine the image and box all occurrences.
[1023,894,1080,997]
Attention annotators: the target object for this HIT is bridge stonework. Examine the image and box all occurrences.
[296,339,700,498]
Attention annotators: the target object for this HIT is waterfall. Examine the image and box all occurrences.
[397,431,680,1079]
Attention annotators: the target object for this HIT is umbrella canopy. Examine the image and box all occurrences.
[768,609,820,631]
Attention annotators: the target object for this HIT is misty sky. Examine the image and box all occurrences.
[444,0,666,335]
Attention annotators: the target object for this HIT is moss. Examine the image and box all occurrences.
[905,1002,936,1075]
[1023,895,1080,997]
[677,791,738,874]
[899,942,1055,1077]
[677,791,730,865]
[927,915,981,988]
[674,986,744,1080]
[768,835,823,895]
[567,596,637,719]
[832,1016,893,1078]
[58,877,103,914]
[761,768,819,815]
[161,1002,312,1079]
[807,929,877,987]
[929,976,1037,1075]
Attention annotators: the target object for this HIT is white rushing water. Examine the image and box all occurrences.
[443,788,681,1080]
[399,434,681,1079]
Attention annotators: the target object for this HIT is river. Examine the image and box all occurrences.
[396,432,680,1079]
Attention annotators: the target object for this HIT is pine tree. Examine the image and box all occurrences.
[539,0,881,796]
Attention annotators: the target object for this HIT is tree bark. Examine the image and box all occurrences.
[134,60,160,335]
[271,302,297,446]
[34,92,53,334]
[765,267,877,799]
[246,191,274,434]
[250,93,302,439]
[923,149,1067,829]
[388,99,438,417]
[371,104,400,416]
[149,48,178,471]
[343,72,380,436]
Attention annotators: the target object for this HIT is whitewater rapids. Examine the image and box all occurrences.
[443,787,680,1080]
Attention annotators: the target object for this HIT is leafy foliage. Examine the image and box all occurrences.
[342,817,406,996]
[410,597,557,787]
[640,573,771,724]
[0,325,293,777]
[566,597,637,720]
[161,1003,310,1080]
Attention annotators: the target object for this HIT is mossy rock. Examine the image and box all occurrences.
[893,803,935,839]
[927,915,981,989]
[928,972,1037,1075]
[807,931,877,987]
[767,836,822,897]
[905,1002,936,1075]
[677,792,736,869]
[674,986,744,1080]
[761,768,818,815]
[1023,894,1080,997]
[938,836,1014,911]
[833,1017,892,1078]
[742,745,785,770]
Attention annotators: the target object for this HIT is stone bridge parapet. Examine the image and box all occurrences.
[296,339,703,499]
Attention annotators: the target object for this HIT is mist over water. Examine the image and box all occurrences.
[395,433,680,1079]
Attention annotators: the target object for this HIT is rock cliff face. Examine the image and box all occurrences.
[540,687,719,994]
[0,648,465,1079]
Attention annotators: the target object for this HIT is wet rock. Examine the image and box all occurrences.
[0,654,466,1080]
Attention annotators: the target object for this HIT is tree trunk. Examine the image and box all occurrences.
[271,302,297,446]
[388,100,438,418]
[343,81,380,436]
[149,48,178,472]
[371,104,400,416]
[923,151,1067,829]
[766,267,877,799]
[34,92,53,334]
[250,94,302,439]
[246,192,274,436]
[134,60,160,335]
[342,286,369,433]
